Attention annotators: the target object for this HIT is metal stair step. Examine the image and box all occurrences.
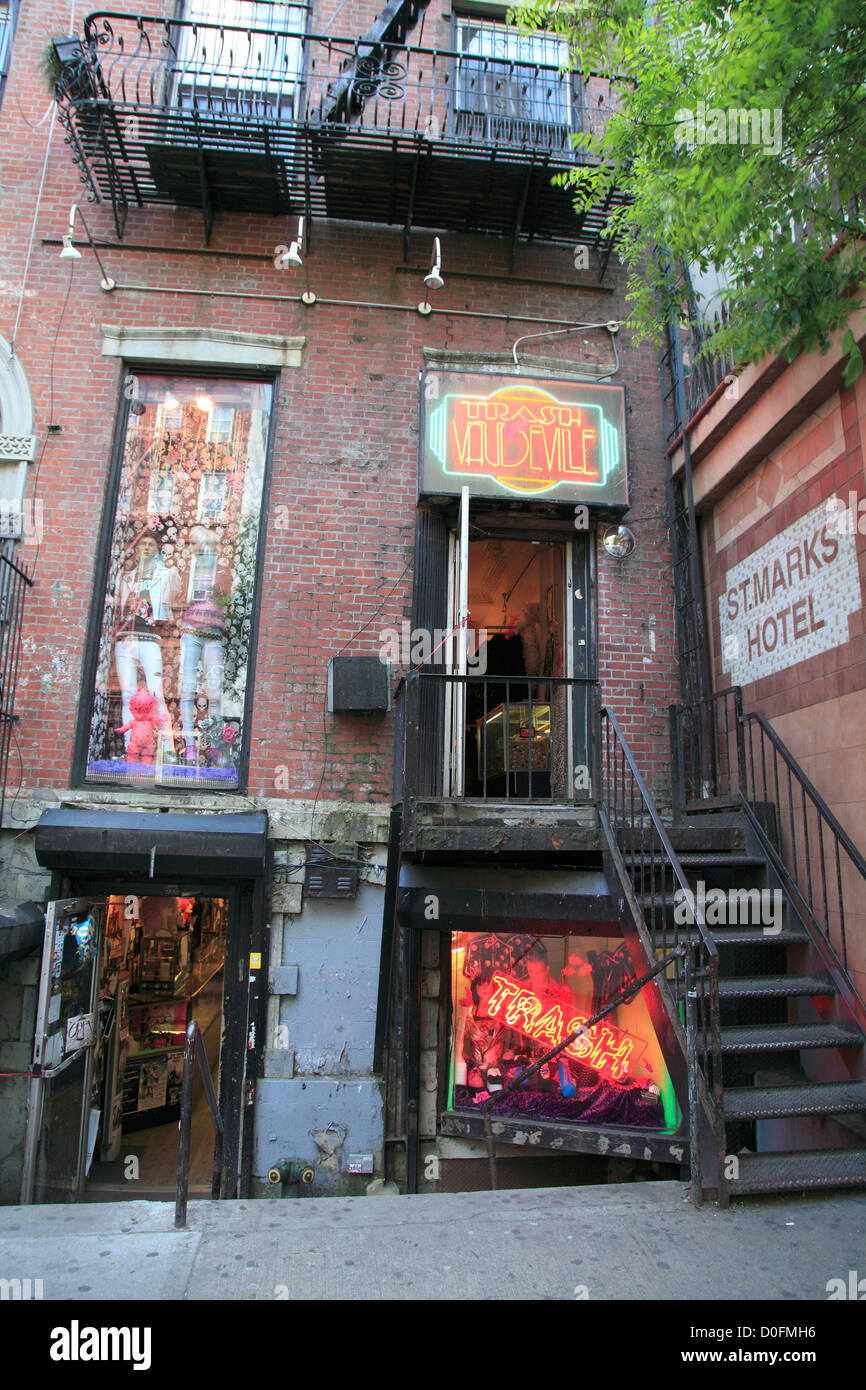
[728,1148,866,1194]
[624,853,765,870]
[636,890,785,913]
[651,924,808,945]
[720,1021,864,1053]
[718,973,836,999]
[725,1081,866,1121]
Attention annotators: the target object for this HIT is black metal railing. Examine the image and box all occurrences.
[0,539,32,824]
[175,1020,223,1229]
[682,305,737,421]
[69,13,613,149]
[599,701,726,1205]
[671,687,866,1006]
[396,670,595,808]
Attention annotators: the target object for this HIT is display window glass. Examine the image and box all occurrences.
[85,375,272,789]
[450,930,679,1130]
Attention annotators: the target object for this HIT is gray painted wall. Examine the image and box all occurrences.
[254,881,386,1195]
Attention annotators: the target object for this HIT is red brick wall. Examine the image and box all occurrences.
[1,0,680,807]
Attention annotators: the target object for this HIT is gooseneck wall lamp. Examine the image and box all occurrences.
[59,204,117,291]
[417,237,444,315]
[276,217,316,304]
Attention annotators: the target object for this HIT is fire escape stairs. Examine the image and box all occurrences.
[623,815,866,1197]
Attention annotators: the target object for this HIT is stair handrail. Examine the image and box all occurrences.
[740,708,866,1012]
[175,1020,223,1229]
[672,687,866,1012]
[599,701,727,1205]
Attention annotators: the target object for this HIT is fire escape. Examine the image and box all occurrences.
[53,3,625,264]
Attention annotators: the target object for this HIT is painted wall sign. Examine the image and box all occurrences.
[484,971,645,1082]
[420,370,629,505]
[719,498,862,687]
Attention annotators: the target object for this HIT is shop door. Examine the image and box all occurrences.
[21,898,107,1203]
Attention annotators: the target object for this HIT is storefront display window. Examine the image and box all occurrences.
[450,931,679,1130]
[85,375,272,788]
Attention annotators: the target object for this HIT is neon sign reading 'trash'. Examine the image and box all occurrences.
[484,971,645,1083]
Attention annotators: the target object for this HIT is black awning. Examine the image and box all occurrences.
[0,897,45,960]
[397,864,622,932]
[35,809,268,879]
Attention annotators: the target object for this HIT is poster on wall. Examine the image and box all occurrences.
[450,931,678,1130]
[420,370,629,506]
[85,377,272,789]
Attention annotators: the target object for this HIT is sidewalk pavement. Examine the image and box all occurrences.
[1,1181,864,1301]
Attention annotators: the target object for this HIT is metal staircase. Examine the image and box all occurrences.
[653,692,866,1199]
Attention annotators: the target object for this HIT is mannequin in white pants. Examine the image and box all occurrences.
[114,531,180,759]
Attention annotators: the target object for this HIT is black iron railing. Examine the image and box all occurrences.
[671,687,866,1007]
[53,13,621,241]
[70,13,612,148]
[396,670,595,807]
[599,701,726,1205]
[0,540,32,824]
[175,1019,223,1228]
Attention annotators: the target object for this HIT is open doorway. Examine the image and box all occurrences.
[24,894,226,1203]
[460,535,571,798]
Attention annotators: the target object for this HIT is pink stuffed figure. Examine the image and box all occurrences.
[116,689,166,765]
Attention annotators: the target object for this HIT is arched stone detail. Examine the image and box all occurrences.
[0,335,35,437]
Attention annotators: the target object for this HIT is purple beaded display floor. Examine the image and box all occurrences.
[453,1083,665,1127]
[87,760,238,786]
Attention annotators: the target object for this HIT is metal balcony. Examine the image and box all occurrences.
[56,12,624,258]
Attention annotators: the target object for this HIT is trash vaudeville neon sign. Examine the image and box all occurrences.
[420,370,629,506]
[482,972,646,1083]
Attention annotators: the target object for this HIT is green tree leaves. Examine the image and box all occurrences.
[513,0,866,384]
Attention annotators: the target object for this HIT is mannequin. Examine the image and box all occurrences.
[114,530,180,758]
[178,524,231,764]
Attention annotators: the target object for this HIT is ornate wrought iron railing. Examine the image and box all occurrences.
[599,701,726,1205]
[62,13,613,149]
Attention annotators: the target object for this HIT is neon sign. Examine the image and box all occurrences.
[421,371,629,505]
[484,971,646,1083]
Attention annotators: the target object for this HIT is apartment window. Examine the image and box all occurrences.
[0,0,19,108]
[454,17,573,150]
[83,375,272,790]
[176,0,309,120]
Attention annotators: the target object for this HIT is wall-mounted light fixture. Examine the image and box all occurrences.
[602,525,636,559]
[276,217,316,305]
[59,205,116,291]
[417,237,443,315]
